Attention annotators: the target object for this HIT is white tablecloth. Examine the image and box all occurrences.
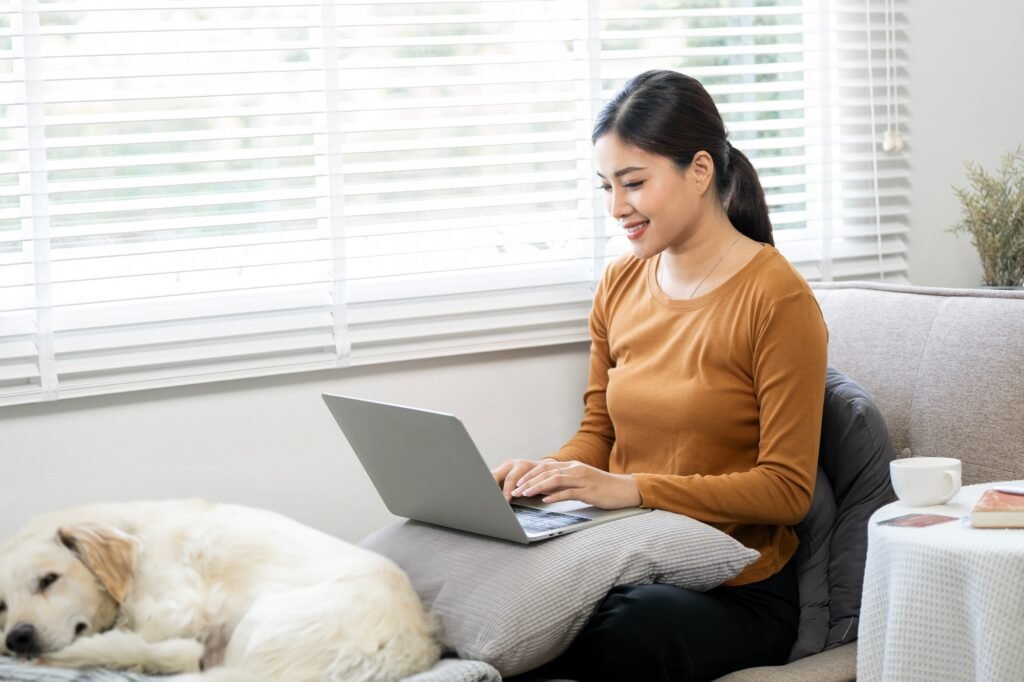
[857,481,1024,682]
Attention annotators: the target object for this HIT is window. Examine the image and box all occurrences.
[0,0,908,405]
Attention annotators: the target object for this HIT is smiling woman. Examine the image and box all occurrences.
[492,70,828,682]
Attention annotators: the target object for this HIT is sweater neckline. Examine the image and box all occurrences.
[647,244,774,310]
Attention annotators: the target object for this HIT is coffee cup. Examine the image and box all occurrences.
[890,457,962,506]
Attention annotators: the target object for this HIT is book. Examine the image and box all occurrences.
[970,489,1024,528]
[877,513,958,528]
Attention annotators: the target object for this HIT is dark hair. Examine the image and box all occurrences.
[592,70,774,246]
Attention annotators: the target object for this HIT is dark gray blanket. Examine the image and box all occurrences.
[789,366,896,660]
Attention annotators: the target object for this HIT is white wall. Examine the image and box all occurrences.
[907,0,1024,287]
[2,1,1019,543]
[0,345,590,542]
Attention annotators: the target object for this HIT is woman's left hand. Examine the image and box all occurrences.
[511,460,642,509]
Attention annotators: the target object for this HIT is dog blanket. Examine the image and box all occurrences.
[0,656,501,682]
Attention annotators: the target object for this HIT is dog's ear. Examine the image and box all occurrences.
[57,523,139,604]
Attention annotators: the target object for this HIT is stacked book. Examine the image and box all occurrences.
[971,488,1024,528]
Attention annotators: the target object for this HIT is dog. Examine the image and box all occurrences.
[0,499,439,681]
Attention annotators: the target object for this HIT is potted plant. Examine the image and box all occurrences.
[950,146,1024,288]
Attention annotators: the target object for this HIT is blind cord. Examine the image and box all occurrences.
[865,0,885,281]
[882,0,904,152]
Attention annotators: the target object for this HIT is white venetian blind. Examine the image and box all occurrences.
[331,1,597,364]
[0,0,909,407]
[3,1,343,404]
[787,0,909,280]
[596,0,910,281]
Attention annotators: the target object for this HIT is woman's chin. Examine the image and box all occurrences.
[627,241,660,260]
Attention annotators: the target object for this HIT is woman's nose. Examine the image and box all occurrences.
[608,188,632,220]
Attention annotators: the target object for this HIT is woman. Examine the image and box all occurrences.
[492,70,828,681]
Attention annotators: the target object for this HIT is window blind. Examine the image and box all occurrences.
[789,0,910,282]
[595,0,910,281]
[0,0,909,406]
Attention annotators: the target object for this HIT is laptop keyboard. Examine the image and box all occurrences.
[512,505,590,534]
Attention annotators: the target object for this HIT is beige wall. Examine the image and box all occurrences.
[907,0,1024,286]
[0,346,591,542]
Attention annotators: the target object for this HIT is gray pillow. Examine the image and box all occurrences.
[789,366,896,661]
[360,510,759,677]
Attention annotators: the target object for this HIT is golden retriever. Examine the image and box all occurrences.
[0,500,439,681]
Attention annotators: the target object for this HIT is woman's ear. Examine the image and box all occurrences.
[57,524,139,604]
[690,150,716,195]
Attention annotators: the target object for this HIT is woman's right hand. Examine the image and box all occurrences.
[491,458,555,502]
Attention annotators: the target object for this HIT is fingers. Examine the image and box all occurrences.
[515,464,578,498]
[521,470,586,503]
[514,460,568,495]
[492,459,545,502]
[491,459,514,487]
[503,461,535,501]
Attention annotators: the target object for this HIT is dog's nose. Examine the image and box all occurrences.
[6,623,40,655]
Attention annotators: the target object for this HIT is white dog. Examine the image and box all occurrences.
[0,500,439,681]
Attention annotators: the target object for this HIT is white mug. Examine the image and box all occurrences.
[890,457,962,506]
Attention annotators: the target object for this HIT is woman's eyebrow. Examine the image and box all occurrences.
[595,166,647,179]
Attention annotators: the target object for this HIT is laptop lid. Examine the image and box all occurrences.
[322,393,530,542]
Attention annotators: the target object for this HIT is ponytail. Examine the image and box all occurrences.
[721,142,774,246]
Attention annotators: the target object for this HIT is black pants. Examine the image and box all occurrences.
[536,559,799,682]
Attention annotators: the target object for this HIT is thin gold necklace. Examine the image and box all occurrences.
[661,234,742,300]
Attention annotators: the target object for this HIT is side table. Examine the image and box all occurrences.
[857,480,1024,681]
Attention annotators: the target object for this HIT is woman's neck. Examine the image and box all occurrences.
[658,216,742,286]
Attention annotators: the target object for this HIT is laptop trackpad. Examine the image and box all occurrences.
[513,498,605,519]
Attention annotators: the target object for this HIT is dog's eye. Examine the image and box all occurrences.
[0,600,5,612]
[39,573,60,591]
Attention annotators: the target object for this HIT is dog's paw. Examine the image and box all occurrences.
[148,638,204,674]
[40,631,203,675]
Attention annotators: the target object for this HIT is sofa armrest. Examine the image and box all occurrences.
[713,641,856,682]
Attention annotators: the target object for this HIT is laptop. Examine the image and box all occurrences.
[322,394,650,543]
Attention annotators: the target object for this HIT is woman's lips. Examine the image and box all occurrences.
[624,221,649,241]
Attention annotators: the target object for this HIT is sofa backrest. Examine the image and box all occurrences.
[812,282,1024,485]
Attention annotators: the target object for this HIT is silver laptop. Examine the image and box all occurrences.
[322,394,650,543]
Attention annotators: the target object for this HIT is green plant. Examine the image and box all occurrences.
[950,146,1024,287]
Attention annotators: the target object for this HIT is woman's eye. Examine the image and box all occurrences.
[596,184,611,192]
[623,181,644,189]
[39,573,59,591]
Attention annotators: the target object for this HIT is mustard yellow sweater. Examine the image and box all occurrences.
[550,245,828,585]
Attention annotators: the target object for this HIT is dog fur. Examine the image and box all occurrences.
[0,500,439,681]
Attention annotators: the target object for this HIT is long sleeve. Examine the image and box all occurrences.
[548,274,615,470]
[545,247,828,584]
[632,290,827,526]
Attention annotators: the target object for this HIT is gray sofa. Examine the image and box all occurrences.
[509,281,1024,682]
[714,281,1024,681]
[441,281,1024,682]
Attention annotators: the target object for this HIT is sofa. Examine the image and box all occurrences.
[712,281,1024,681]
[512,281,1024,682]
[1,282,1022,682]
[407,281,1024,682]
